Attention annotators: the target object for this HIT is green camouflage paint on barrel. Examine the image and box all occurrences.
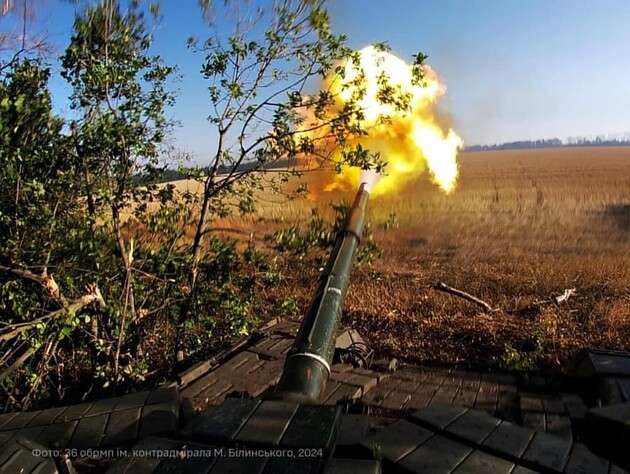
[274,183,370,404]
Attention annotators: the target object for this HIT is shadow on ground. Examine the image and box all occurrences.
[603,204,630,233]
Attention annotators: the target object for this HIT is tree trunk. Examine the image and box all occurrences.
[173,182,212,368]
[173,136,224,371]
[111,204,135,315]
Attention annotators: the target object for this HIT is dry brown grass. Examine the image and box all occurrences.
[349,147,630,370]
[158,147,630,370]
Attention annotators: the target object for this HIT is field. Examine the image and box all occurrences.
[172,147,630,370]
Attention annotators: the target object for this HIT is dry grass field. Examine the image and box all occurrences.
[167,147,630,371]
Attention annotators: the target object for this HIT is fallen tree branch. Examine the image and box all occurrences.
[0,284,106,387]
[0,284,105,342]
[432,281,578,316]
[22,334,61,410]
[0,346,39,383]
[433,281,496,312]
[0,264,68,306]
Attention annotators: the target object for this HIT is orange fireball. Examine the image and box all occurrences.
[307,46,463,197]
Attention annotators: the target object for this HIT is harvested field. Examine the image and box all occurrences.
[162,147,630,370]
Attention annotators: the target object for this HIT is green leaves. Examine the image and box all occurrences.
[339,144,387,173]
[199,0,213,24]
[0,0,430,411]
[202,51,229,78]
[0,59,73,265]
[62,1,175,194]
[411,51,429,86]
[265,200,380,270]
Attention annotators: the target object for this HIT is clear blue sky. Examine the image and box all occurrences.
[34,0,630,163]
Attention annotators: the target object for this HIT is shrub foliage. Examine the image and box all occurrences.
[0,0,402,410]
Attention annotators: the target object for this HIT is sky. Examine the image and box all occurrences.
[10,0,630,164]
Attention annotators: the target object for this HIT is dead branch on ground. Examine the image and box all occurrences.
[433,281,578,316]
[433,281,496,312]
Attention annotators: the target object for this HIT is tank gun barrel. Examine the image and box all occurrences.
[274,182,371,404]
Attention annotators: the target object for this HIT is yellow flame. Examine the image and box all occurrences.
[316,46,463,197]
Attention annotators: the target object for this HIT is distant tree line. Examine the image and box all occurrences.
[465,133,630,152]
[156,131,630,182]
